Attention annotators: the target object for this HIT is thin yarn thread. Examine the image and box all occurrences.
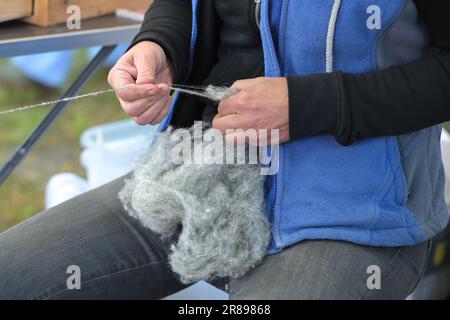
[0,85,236,116]
[0,85,131,116]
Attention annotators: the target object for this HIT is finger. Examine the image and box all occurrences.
[222,77,266,112]
[156,82,171,91]
[134,94,171,125]
[152,96,172,124]
[108,66,136,89]
[133,96,167,125]
[121,91,167,117]
[212,113,254,133]
[115,83,161,102]
[217,99,236,117]
[134,52,157,85]
[217,90,248,116]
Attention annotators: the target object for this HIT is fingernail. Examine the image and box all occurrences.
[147,87,158,95]
[157,84,169,90]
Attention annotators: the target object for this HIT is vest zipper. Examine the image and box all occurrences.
[268,150,279,248]
[254,0,261,29]
[269,176,277,226]
[250,0,262,39]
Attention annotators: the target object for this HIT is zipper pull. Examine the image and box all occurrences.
[254,0,261,29]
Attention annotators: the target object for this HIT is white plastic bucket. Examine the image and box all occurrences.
[79,119,158,189]
[46,120,158,206]
[45,173,89,209]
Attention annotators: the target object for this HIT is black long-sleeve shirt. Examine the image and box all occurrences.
[132,0,450,146]
[289,0,450,145]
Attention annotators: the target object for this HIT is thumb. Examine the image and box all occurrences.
[134,52,157,85]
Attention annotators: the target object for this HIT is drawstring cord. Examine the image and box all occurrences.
[326,0,342,73]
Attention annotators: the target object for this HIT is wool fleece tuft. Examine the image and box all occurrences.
[119,125,270,284]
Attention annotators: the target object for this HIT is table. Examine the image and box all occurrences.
[0,15,141,184]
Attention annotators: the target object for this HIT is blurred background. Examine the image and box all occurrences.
[0,49,129,231]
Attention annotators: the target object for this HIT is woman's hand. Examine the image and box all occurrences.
[108,41,173,125]
[213,77,290,145]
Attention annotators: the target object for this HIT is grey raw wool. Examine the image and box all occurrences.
[118,126,270,284]
[204,85,239,102]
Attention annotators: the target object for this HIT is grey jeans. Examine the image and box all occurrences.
[0,175,430,300]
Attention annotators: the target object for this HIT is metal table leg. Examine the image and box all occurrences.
[0,45,117,185]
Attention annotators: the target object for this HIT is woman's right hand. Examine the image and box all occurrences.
[108,41,174,125]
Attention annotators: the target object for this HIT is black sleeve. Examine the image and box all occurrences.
[288,0,450,146]
[129,0,192,83]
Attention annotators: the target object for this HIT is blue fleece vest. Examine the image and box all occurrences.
[161,0,449,255]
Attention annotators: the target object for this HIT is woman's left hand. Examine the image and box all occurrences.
[212,77,290,145]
